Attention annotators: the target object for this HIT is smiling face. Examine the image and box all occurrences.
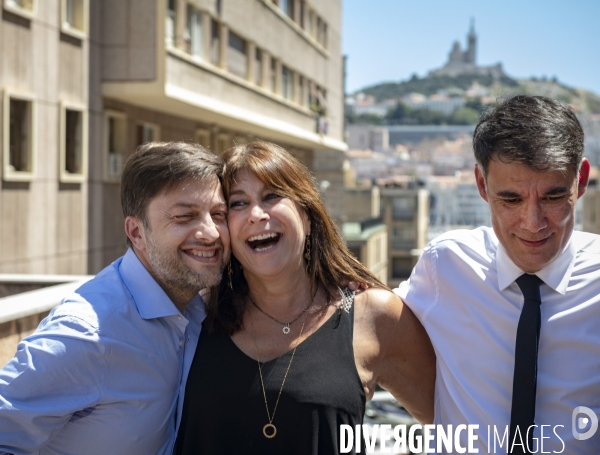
[227,171,310,281]
[126,175,230,307]
[475,158,589,272]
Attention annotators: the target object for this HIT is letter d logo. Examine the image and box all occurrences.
[572,406,598,441]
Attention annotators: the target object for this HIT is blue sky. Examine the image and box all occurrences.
[342,0,600,96]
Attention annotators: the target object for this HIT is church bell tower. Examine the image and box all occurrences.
[466,18,476,64]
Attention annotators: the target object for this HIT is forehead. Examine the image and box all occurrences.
[230,170,266,192]
[485,159,576,192]
[150,175,225,209]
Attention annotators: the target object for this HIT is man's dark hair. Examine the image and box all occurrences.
[120,142,224,247]
[473,95,584,177]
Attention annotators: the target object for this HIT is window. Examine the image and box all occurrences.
[3,91,35,181]
[195,128,211,149]
[61,0,87,38]
[215,133,230,154]
[281,65,293,100]
[392,257,413,279]
[105,111,127,181]
[284,0,294,19]
[227,31,247,79]
[307,9,315,38]
[3,0,35,18]
[136,123,159,147]
[299,0,305,28]
[316,17,322,45]
[185,4,204,58]
[392,197,416,220]
[321,22,328,49]
[254,48,263,86]
[391,227,415,250]
[270,58,277,93]
[297,75,306,106]
[166,0,176,47]
[210,19,220,65]
[60,103,87,183]
[309,84,327,114]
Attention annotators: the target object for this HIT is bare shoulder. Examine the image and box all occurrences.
[351,286,435,423]
[353,287,404,323]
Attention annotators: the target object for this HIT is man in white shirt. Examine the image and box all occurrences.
[396,95,599,454]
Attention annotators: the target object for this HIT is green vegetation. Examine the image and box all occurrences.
[347,73,600,126]
[347,99,484,126]
[360,74,518,102]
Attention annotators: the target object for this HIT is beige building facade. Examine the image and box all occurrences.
[343,219,388,286]
[1,0,347,274]
[380,187,429,288]
[582,186,600,235]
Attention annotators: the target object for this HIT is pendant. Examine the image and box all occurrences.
[282,325,291,335]
[263,423,277,438]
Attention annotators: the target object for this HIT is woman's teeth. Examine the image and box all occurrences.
[247,233,280,251]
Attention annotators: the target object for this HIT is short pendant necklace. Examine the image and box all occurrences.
[248,294,311,335]
[250,310,308,438]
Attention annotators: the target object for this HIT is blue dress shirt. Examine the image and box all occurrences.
[0,249,206,455]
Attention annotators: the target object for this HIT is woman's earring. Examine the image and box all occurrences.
[304,234,311,275]
[228,262,234,290]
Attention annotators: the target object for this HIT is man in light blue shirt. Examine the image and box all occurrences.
[0,142,230,454]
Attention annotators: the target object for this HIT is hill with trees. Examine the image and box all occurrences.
[346,73,600,126]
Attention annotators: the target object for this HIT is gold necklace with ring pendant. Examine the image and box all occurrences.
[248,294,311,335]
[250,308,309,438]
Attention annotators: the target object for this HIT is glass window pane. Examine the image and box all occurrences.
[65,109,83,174]
[9,99,30,172]
[186,5,203,58]
[210,19,220,65]
[254,48,263,85]
[227,31,247,78]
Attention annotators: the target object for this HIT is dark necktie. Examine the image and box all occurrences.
[509,273,542,454]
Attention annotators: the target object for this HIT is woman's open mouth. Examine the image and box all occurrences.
[246,233,281,252]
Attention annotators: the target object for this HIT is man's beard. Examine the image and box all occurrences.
[145,233,228,300]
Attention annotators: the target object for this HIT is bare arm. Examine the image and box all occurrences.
[353,288,436,423]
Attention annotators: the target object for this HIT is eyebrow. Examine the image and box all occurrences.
[228,190,246,197]
[169,202,197,210]
[169,201,227,210]
[495,186,570,198]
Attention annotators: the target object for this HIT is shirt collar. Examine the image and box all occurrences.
[496,231,576,295]
[119,248,185,320]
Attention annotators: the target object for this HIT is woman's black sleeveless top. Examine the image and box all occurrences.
[175,297,366,454]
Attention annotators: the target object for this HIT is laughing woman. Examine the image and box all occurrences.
[175,141,435,454]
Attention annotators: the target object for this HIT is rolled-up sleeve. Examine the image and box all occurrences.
[0,312,105,455]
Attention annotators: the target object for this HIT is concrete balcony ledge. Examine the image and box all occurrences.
[0,274,92,285]
[0,275,94,325]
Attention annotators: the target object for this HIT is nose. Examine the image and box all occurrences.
[520,200,547,233]
[249,203,269,224]
[193,216,220,243]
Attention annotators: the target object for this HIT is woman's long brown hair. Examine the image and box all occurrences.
[206,140,387,334]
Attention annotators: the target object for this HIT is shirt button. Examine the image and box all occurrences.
[179,340,184,347]
[177,316,182,321]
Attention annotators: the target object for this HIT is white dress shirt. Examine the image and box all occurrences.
[395,227,600,454]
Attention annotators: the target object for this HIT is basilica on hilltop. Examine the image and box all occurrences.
[429,20,505,79]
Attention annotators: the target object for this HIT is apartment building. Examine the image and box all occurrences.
[343,218,387,286]
[380,186,429,288]
[0,0,346,274]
